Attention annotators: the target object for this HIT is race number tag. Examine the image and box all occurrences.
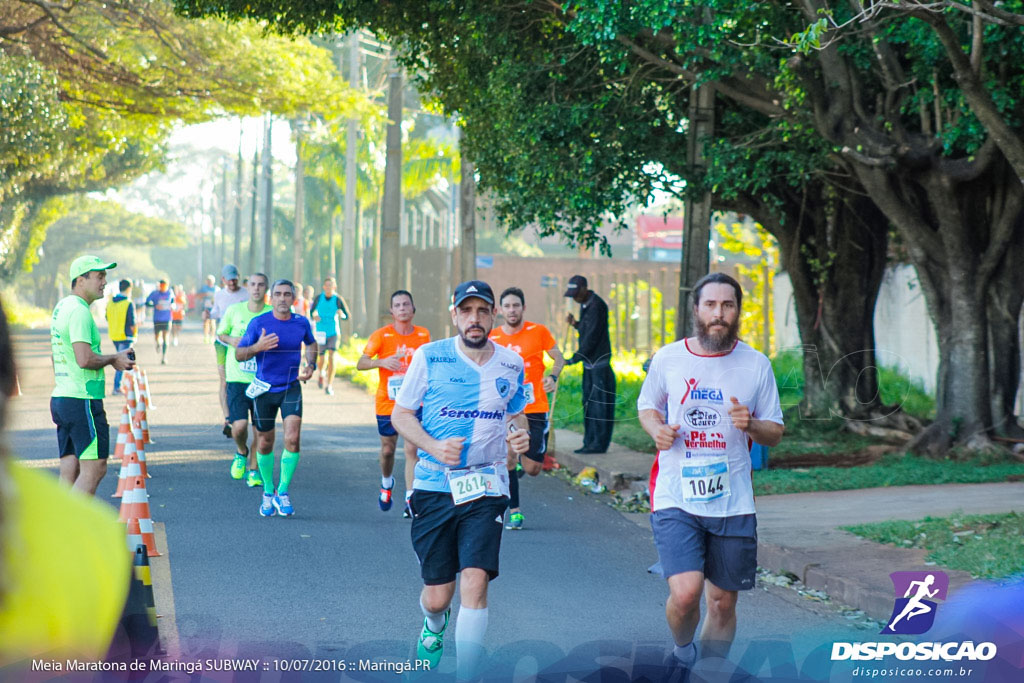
[681,454,731,504]
[448,466,501,506]
[245,377,271,399]
[523,383,535,405]
[314,331,327,345]
[387,375,404,400]
[240,357,257,373]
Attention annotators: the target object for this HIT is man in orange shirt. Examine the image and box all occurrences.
[357,290,431,517]
[489,286,565,529]
[170,284,186,347]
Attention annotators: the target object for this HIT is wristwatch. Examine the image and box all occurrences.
[548,374,559,382]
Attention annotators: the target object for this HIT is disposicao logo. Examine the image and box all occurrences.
[882,571,948,635]
[831,570,997,662]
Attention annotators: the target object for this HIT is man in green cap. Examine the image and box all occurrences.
[51,255,135,495]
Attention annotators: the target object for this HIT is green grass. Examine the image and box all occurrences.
[334,336,377,394]
[2,288,50,330]
[753,454,1024,495]
[843,512,1024,579]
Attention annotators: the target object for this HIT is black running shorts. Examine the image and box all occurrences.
[409,489,507,585]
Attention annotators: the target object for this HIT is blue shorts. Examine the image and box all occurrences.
[376,407,422,437]
[50,397,109,460]
[226,382,255,424]
[650,508,757,591]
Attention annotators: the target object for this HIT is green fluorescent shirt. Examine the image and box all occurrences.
[50,295,104,399]
[217,301,271,384]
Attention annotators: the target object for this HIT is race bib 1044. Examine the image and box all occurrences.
[681,454,731,504]
[448,465,502,505]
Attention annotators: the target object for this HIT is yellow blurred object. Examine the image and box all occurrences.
[574,466,599,488]
[0,463,131,666]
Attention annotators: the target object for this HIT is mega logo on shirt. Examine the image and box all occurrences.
[684,406,721,428]
[681,378,724,404]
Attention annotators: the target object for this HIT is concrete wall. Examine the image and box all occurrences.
[773,264,940,394]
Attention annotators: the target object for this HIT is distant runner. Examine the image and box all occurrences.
[217,273,271,488]
[210,265,248,437]
[356,290,431,516]
[104,279,136,395]
[310,276,350,396]
[170,284,186,347]
[489,286,565,529]
[199,275,217,343]
[144,279,172,365]
[236,279,318,517]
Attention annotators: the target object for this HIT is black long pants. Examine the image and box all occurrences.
[581,364,616,452]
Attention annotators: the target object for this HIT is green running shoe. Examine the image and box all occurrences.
[245,469,263,488]
[416,608,449,669]
[230,454,246,480]
[506,511,524,530]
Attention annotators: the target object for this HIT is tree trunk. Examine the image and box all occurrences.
[734,180,892,422]
[855,154,1024,455]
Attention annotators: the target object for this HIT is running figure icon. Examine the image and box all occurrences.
[888,574,939,631]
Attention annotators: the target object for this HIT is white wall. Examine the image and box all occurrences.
[773,265,939,394]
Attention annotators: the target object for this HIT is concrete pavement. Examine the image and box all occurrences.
[551,427,1024,620]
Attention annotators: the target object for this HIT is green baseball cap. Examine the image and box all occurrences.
[69,255,116,280]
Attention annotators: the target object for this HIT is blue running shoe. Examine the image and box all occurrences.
[379,481,394,511]
[273,492,294,516]
[259,493,275,517]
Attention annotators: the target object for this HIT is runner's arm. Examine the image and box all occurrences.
[355,354,376,371]
[73,342,133,371]
[639,408,681,452]
[217,333,241,347]
[392,405,459,463]
[543,343,567,392]
[505,412,529,466]
[745,418,784,447]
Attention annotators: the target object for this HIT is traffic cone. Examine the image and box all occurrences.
[117,467,138,522]
[113,405,131,459]
[120,544,162,659]
[111,444,141,499]
[124,476,160,557]
[141,369,156,410]
[125,374,138,413]
[130,410,150,479]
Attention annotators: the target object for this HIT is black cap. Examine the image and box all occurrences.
[564,274,587,297]
[452,280,495,307]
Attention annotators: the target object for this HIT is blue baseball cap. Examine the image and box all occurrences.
[452,280,495,307]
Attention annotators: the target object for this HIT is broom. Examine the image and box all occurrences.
[544,322,575,465]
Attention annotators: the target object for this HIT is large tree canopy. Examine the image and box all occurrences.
[0,0,370,280]
[173,0,1024,453]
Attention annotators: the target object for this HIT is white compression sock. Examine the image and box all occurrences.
[455,606,488,680]
[382,475,395,488]
[673,641,697,666]
[420,597,447,633]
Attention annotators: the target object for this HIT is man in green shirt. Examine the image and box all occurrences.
[51,255,135,495]
[216,272,271,487]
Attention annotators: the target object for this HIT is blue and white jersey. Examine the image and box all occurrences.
[395,337,527,493]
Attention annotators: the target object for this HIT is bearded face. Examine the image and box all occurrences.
[692,282,741,353]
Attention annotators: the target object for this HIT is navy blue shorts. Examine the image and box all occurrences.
[50,397,109,460]
[376,407,422,437]
[410,489,507,585]
[252,380,302,432]
[225,382,255,424]
[522,413,549,463]
[650,508,757,591]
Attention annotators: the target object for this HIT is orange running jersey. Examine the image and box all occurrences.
[489,322,556,413]
[363,324,432,415]
[171,293,186,321]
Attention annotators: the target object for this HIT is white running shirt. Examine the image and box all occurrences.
[637,339,783,516]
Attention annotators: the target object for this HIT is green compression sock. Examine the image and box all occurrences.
[279,450,300,494]
[257,451,275,494]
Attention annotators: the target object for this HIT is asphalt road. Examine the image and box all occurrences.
[10,325,867,681]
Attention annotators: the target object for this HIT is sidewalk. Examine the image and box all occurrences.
[552,428,1024,620]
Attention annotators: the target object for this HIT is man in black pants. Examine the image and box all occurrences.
[565,275,616,453]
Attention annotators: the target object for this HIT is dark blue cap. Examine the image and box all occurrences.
[452,280,495,307]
